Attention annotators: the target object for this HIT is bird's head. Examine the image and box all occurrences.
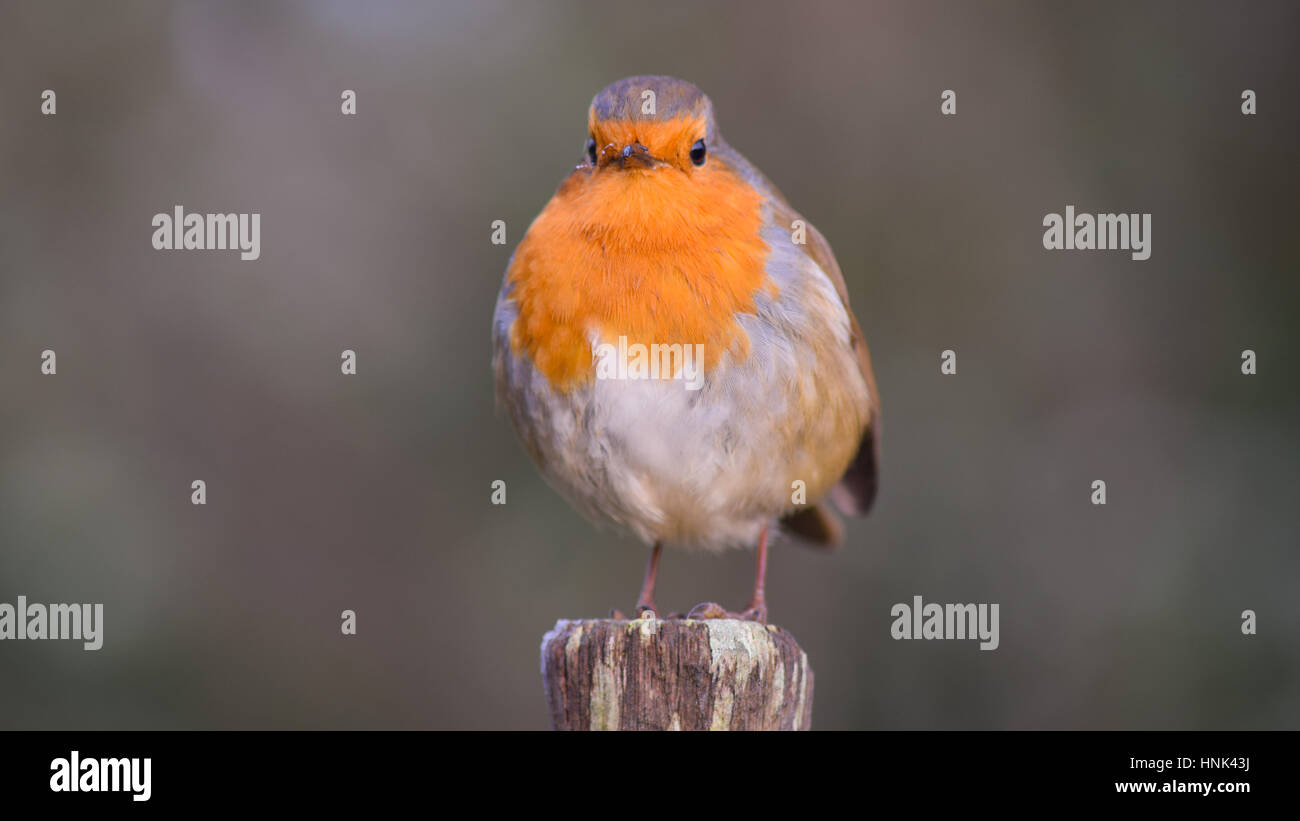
[582,76,718,173]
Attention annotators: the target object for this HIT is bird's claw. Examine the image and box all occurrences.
[609,605,660,620]
[614,603,766,622]
[685,601,767,623]
[686,601,729,619]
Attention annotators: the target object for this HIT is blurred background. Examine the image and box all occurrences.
[1,0,1297,729]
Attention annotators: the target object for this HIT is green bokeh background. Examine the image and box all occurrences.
[1,0,1297,728]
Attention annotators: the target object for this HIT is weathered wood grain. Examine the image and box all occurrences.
[540,617,813,730]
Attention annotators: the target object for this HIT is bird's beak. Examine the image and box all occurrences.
[618,142,654,169]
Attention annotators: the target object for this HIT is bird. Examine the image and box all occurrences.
[493,75,879,622]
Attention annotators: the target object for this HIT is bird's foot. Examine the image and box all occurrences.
[686,601,768,624]
[608,603,661,621]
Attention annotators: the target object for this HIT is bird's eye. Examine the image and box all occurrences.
[689,139,707,166]
[586,137,598,165]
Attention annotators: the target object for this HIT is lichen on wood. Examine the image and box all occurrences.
[541,617,814,731]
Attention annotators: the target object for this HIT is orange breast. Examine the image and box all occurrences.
[506,157,771,391]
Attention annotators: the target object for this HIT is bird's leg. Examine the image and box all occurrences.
[686,524,770,623]
[635,541,662,616]
[741,524,769,623]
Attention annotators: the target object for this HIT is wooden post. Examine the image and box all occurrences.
[540,616,814,730]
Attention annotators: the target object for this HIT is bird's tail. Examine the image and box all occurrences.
[779,503,844,549]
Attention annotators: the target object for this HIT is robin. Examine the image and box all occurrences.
[493,76,879,622]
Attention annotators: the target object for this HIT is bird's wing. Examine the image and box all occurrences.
[714,145,880,524]
[783,206,880,519]
[716,144,881,543]
[770,205,880,546]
